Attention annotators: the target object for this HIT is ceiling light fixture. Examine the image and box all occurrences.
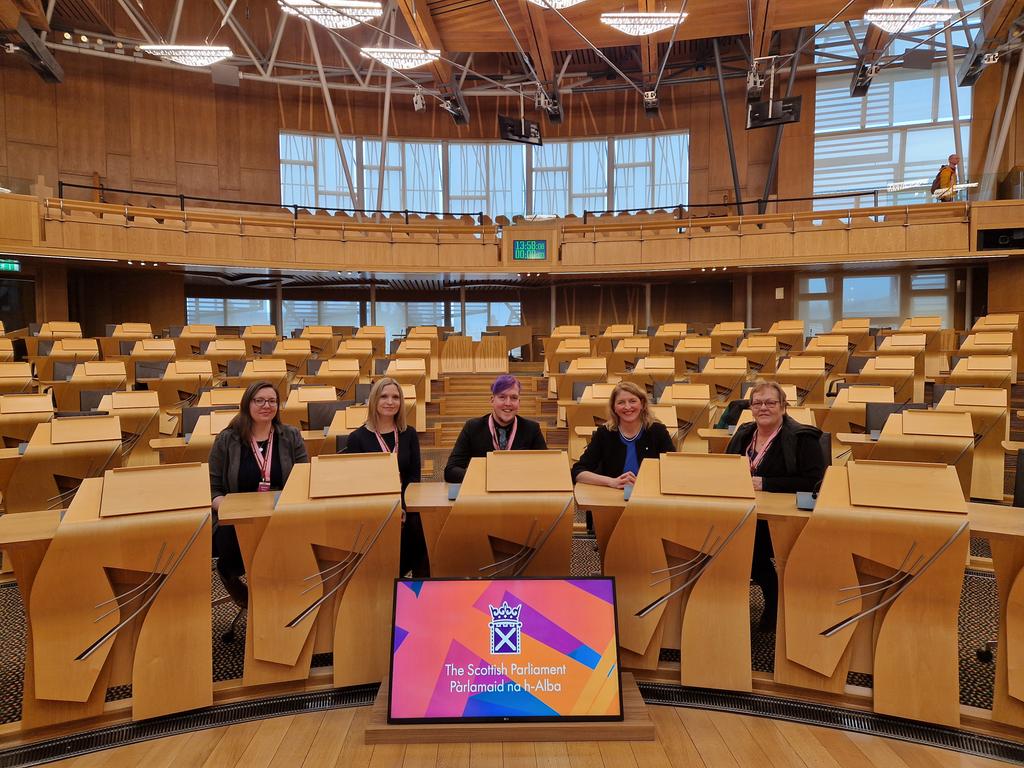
[600,11,685,36]
[526,0,589,9]
[863,7,958,33]
[278,0,382,29]
[139,44,233,67]
[360,46,439,70]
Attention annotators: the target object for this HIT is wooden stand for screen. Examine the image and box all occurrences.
[219,452,401,689]
[673,336,712,375]
[819,385,894,461]
[241,324,279,356]
[564,382,616,461]
[406,327,441,380]
[776,355,827,404]
[776,460,968,726]
[935,387,1007,501]
[29,338,100,382]
[4,414,124,514]
[557,357,608,404]
[363,673,654,744]
[876,333,927,401]
[0,463,212,728]
[851,355,917,405]
[226,357,289,391]
[594,324,635,358]
[356,325,388,360]
[805,335,851,375]
[267,338,313,373]
[0,392,54,446]
[301,357,360,397]
[657,383,713,453]
[831,318,873,352]
[617,356,676,390]
[710,321,744,354]
[97,390,162,466]
[948,355,1015,401]
[122,338,177,387]
[170,324,218,357]
[387,357,429,405]
[198,338,248,374]
[280,385,338,430]
[542,326,585,376]
[300,325,342,357]
[96,322,153,359]
[151,409,234,465]
[47,360,128,412]
[898,315,944,377]
[334,339,376,382]
[737,334,779,374]
[694,356,748,402]
[430,452,575,578]
[651,323,688,355]
[0,362,32,395]
[145,359,215,414]
[603,453,757,692]
[959,331,1016,377]
[766,320,805,353]
[608,337,650,375]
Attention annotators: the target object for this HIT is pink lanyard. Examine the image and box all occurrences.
[488,415,517,451]
[374,428,399,459]
[746,424,782,473]
[250,431,274,485]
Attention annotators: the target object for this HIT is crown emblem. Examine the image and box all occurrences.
[489,601,522,622]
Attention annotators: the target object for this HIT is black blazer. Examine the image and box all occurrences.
[571,422,675,483]
[724,415,825,493]
[209,422,309,501]
[443,415,547,483]
[343,425,421,491]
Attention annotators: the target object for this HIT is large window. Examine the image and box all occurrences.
[281,300,360,336]
[462,301,523,339]
[812,14,976,209]
[797,270,955,336]
[186,298,271,327]
[280,131,688,217]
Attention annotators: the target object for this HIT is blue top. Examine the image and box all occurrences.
[619,428,644,476]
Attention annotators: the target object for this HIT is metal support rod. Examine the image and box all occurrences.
[964,266,973,330]
[712,38,744,217]
[983,51,1024,200]
[746,273,753,329]
[274,280,283,333]
[645,283,652,331]
[550,284,556,333]
[943,16,964,170]
[113,0,159,43]
[460,285,467,334]
[210,0,267,76]
[760,28,805,215]
[266,13,289,76]
[305,20,358,204]
[375,14,395,213]
[168,0,185,42]
[370,281,377,325]
[39,0,57,41]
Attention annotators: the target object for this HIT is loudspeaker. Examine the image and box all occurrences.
[977,228,1024,251]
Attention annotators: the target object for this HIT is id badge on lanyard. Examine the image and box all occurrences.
[251,432,274,492]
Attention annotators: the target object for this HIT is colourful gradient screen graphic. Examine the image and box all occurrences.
[389,578,622,722]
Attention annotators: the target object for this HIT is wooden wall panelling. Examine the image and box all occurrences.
[69,268,185,336]
[102,60,131,157]
[7,143,58,190]
[4,61,57,147]
[987,260,1024,316]
[173,72,219,167]
[215,85,243,193]
[176,162,222,199]
[0,66,8,170]
[34,263,69,322]
[128,66,178,184]
[56,57,107,177]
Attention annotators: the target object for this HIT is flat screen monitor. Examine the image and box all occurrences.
[388,577,622,724]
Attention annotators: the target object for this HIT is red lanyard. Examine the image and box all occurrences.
[250,431,274,487]
[488,415,517,451]
[746,424,782,473]
[374,428,399,459]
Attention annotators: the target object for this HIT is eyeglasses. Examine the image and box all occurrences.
[252,398,279,407]
[750,399,780,409]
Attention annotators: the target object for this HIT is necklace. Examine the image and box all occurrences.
[620,426,642,442]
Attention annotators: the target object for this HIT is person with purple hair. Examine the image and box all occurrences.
[443,373,547,483]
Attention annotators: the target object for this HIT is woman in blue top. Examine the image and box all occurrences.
[571,381,675,488]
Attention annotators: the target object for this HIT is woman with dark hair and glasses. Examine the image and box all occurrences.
[343,377,426,575]
[725,379,825,631]
[209,380,309,607]
[443,374,547,484]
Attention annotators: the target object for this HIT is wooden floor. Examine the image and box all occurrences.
[48,704,1016,768]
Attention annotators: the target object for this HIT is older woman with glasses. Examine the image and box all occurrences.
[209,380,309,608]
[725,379,825,632]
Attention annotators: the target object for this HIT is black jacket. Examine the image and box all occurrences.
[443,415,547,483]
[571,422,675,483]
[724,414,825,493]
[209,421,309,501]
[343,424,421,491]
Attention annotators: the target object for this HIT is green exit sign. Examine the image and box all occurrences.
[512,239,547,261]
[0,259,20,272]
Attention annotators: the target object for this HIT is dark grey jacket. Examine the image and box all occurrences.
[209,421,309,501]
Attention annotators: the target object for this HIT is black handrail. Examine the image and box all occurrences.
[55,181,487,226]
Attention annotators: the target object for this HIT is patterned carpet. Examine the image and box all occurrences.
[0,535,1000,725]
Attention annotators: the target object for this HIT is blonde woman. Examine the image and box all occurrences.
[343,377,425,575]
[571,381,674,489]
